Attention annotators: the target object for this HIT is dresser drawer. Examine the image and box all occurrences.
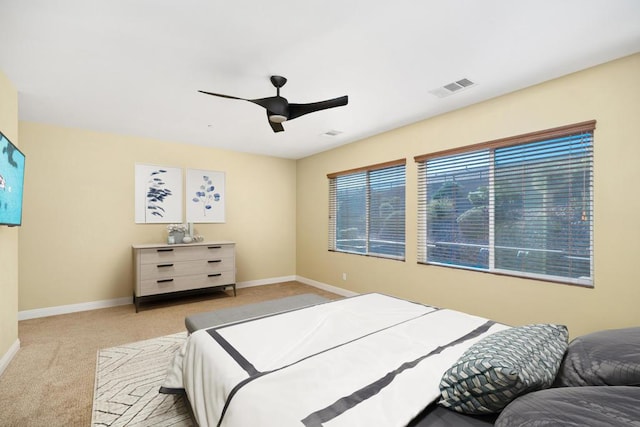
[201,244,235,258]
[201,269,236,288]
[203,255,235,273]
[139,270,236,296]
[138,246,206,264]
[139,259,203,280]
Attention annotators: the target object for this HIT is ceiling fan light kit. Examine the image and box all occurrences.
[269,114,287,123]
[199,75,348,133]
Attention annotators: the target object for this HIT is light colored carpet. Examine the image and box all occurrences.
[92,292,331,426]
[92,332,191,427]
[0,282,340,426]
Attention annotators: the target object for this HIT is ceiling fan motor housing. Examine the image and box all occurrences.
[267,97,289,122]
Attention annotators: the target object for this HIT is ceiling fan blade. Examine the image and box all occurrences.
[267,113,284,133]
[249,97,277,110]
[198,90,247,101]
[288,95,348,121]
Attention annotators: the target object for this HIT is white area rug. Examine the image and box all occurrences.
[92,294,330,426]
[92,332,191,426]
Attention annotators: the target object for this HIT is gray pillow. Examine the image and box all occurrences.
[554,326,640,387]
[495,386,640,427]
[439,324,568,414]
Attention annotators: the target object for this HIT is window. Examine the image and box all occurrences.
[328,159,406,259]
[416,121,595,286]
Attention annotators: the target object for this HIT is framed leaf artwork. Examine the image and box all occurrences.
[135,164,183,223]
[186,169,225,223]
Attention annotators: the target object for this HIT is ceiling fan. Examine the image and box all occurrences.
[199,75,348,133]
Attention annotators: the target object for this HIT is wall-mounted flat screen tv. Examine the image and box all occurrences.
[0,131,25,227]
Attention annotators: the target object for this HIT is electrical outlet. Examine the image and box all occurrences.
[342,273,347,281]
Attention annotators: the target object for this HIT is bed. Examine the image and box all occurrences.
[160,293,640,427]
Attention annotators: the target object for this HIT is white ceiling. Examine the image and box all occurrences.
[1,1,639,159]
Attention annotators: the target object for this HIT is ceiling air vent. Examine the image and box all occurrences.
[322,129,343,137]
[429,78,476,98]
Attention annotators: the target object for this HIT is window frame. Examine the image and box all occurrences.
[328,159,407,260]
[415,120,596,286]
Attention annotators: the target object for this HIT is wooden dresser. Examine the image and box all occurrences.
[132,241,236,311]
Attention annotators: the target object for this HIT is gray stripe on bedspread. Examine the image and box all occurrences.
[300,320,496,427]
[208,330,259,376]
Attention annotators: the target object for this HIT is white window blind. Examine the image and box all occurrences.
[328,160,406,259]
[416,121,595,286]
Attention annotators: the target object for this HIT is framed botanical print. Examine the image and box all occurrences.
[186,169,225,223]
[135,164,183,223]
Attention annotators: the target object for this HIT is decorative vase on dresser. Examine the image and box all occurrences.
[132,241,236,312]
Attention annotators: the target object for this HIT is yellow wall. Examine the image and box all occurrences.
[297,53,640,338]
[0,71,19,358]
[18,123,296,310]
[12,54,640,340]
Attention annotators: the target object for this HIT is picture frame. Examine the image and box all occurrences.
[135,164,183,223]
[186,169,225,223]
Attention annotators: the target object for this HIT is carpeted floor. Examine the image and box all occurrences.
[0,282,340,426]
[92,293,329,426]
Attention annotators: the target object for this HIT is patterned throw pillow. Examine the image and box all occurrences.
[438,324,569,414]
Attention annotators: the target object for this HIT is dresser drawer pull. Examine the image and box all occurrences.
[157,279,174,283]
[157,263,174,268]
[208,246,222,249]
[157,248,174,252]
[208,273,222,277]
[208,259,222,263]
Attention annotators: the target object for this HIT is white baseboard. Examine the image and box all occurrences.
[0,339,20,378]
[295,276,359,297]
[17,276,297,320]
[16,276,352,321]
[18,296,133,321]
[236,275,297,289]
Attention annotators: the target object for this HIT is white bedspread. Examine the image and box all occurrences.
[161,293,508,427]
